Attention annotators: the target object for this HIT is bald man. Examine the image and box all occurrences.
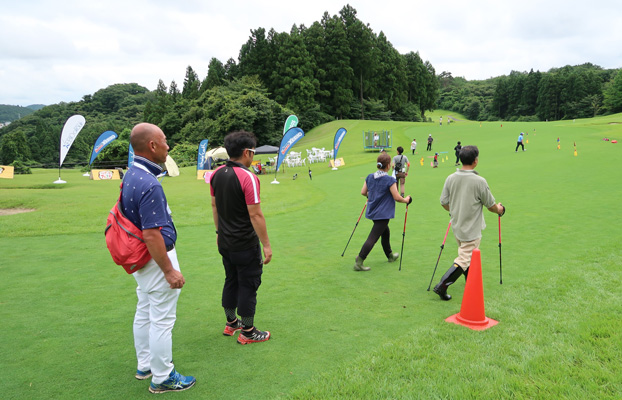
[121,123,195,393]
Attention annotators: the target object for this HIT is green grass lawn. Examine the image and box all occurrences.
[1,112,621,399]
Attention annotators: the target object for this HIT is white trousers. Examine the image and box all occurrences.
[133,248,181,384]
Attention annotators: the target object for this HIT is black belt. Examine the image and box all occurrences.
[165,243,175,252]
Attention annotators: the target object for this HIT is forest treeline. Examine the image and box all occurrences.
[438,64,622,121]
[1,4,621,168]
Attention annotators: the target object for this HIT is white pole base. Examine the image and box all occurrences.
[53,178,66,184]
[271,179,280,184]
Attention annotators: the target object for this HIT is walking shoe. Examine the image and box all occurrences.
[223,319,243,336]
[387,252,399,262]
[353,256,370,271]
[237,327,271,345]
[135,369,152,380]
[148,369,196,394]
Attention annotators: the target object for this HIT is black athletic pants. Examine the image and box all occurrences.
[219,244,263,317]
[359,219,392,260]
[515,142,524,151]
[427,143,432,151]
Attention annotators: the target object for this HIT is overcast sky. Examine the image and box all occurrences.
[1,0,620,106]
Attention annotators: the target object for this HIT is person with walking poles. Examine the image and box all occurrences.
[410,138,417,155]
[210,130,273,344]
[515,132,526,152]
[454,141,462,166]
[427,134,434,151]
[123,123,196,393]
[391,146,410,198]
[433,145,505,300]
[354,151,412,271]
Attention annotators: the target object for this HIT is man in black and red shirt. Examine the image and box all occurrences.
[210,131,273,344]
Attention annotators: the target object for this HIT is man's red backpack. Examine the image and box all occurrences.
[105,183,152,274]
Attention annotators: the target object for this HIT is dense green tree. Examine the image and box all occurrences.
[603,69,622,113]
[521,69,541,116]
[492,76,509,119]
[169,80,180,103]
[421,61,440,116]
[340,5,376,119]
[302,21,330,110]
[203,57,227,90]
[270,26,318,113]
[464,98,481,120]
[321,14,353,118]
[404,52,437,120]
[92,140,129,169]
[145,79,169,125]
[238,28,274,88]
[537,73,562,120]
[373,32,407,116]
[172,76,288,147]
[168,142,198,167]
[91,83,149,114]
[224,58,239,81]
[0,128,31,164]
[182,66,201,100]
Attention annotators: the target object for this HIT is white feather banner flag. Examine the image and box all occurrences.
[59,115,86,167]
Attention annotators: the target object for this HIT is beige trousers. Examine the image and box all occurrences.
[453,237,481,271]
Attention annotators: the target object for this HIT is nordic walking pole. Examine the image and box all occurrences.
[427,221,452,291]
[498,215,503,284]
[341,202,367,257]
[398,202,410,271]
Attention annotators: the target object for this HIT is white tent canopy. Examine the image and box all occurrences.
[206,146,229,161]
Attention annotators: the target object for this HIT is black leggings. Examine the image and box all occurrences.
[359,219,392,260]
[515,142,524,151]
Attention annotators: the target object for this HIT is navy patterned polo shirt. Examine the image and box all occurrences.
[120,155,176,247]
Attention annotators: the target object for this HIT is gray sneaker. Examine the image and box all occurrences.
[353,256,370,271]
[387,252,399,262]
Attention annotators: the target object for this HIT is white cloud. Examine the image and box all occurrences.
[0,0,620,106]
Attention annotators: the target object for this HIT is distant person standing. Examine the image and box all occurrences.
[410,138,417,155]
[427,134,433,151]
[210,130,273,345]
[515,132,526,152]
[354,152,412,271]
[454,141,462,166]
[433,145,505,301]
[373,132,380,147]
[433,152,439,168]
[439,116,443,126]
[391,146,410,198]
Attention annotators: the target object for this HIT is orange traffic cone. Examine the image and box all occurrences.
[445,249,498,330]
